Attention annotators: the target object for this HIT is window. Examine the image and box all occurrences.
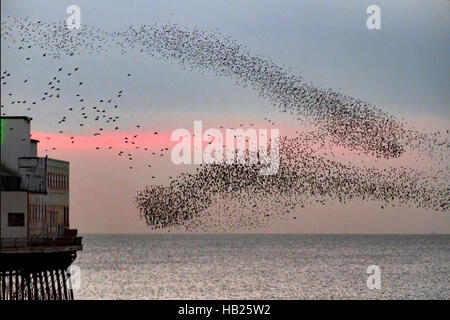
[64,207,70,226]
[49,211,57,229]
[8,213,25,226]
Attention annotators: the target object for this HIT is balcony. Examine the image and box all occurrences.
[0,236,82,253]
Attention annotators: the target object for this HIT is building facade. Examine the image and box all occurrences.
[0,116,72,243]
[1,116,81,300]
[45,158,70,238]
[0,191,28,242]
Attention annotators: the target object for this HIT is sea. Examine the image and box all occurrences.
[73,234,449,300]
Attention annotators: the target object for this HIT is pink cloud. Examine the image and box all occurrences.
[31,130,174,151]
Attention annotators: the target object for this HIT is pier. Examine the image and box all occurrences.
[1,116,82,300]
[0,236,82,300]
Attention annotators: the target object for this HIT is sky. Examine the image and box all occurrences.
[1,0,449,233]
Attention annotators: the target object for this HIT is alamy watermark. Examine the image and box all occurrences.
[366,265,381,290]
[67,264,82,291]
[66,5,81,30]
[171,121,280,175]
[366,5,381,30]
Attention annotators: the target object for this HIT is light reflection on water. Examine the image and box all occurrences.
[74,234,449,299]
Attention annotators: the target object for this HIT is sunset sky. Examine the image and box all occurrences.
[2,0,449,233]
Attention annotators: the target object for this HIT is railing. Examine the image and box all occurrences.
[0,236,82,248]
[0,238,27,248]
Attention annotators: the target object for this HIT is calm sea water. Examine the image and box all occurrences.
[74,234,449,299]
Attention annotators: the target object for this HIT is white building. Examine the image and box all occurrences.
[1,116,72,245]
